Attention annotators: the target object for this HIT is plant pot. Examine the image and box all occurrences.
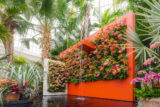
[139,98,160,107]
[3,93,20,101]
[153,80,160,88]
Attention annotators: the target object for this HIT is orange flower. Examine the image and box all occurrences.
[89,65,94,69]
[104,45,108,49]
[121,59,127,64]
[112,70,117,75]
[111,50,116,54]
[100,67,104,71]
[96,54,101,59]
[110,38,115,42]
[113,41,118,44]
[114,31,119,35]
[110,47,114,51]
[105,34,109,38]
[118,55,123,59]
[98,45,102,49]
[104,51,108,55]
[118,34,122,39]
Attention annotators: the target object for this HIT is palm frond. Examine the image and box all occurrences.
[136,0,160,35]
[21,36,39,49]
[123,27,158,64]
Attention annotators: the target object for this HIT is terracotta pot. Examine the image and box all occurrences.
[3,93,20,101]
[139,98,160,107]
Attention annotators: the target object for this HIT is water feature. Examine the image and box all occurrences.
[74,97,86,101]
[31,95,136,107]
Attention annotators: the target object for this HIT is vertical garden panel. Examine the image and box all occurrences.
[65,11,135,101]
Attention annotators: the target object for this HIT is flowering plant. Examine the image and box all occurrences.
[0,64,43,104]
[131,71,160,100]
[0,77,25,94]
[48,61,68,92]
[58,23,128,82]
[131,42,160,99]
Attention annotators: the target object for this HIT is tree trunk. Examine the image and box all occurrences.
[81,7,90,39]
[2,35,14,63]
[1,17,18,64]
[84,8,90,38]
[41,22,51,67]
[66,33,69,48]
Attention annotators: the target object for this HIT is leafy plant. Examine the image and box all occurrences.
[23,87,38,100]
[126,0,160,64]
[0,24,10,40]
[94,9,125,28]
[0,0,31,63]
[10,64,43,89]
[124,27,158,64]
[133,86,160,100]
[71,78,79,84]
[0,64,43,104]
[13,56,28,65]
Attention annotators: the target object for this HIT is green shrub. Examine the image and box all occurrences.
[13,56,28,65]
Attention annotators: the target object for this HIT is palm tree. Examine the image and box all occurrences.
[51,0,94,57]
[23,0,89,63]
[94,9,125,28]
[124,0,160,64]
[22,0,77,66]
[0,0,30,63]
[56,0,87,48]
[113,0,127,11]
[72,0,92,39]
[21,0,57,66]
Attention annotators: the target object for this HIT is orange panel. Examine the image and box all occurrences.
[65,11,135,101]
[77,40,96,52]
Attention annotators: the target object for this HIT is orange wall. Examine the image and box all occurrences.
[64,11,135,101]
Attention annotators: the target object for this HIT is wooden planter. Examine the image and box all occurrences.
[139,98,160,107]
[3,93,20,101]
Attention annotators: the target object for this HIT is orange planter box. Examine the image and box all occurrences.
[77,40,96,52]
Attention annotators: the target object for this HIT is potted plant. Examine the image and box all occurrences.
[132,72,160,107]
[131,56,160,107]
[0,78,21,101]
[0,64,43,105]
